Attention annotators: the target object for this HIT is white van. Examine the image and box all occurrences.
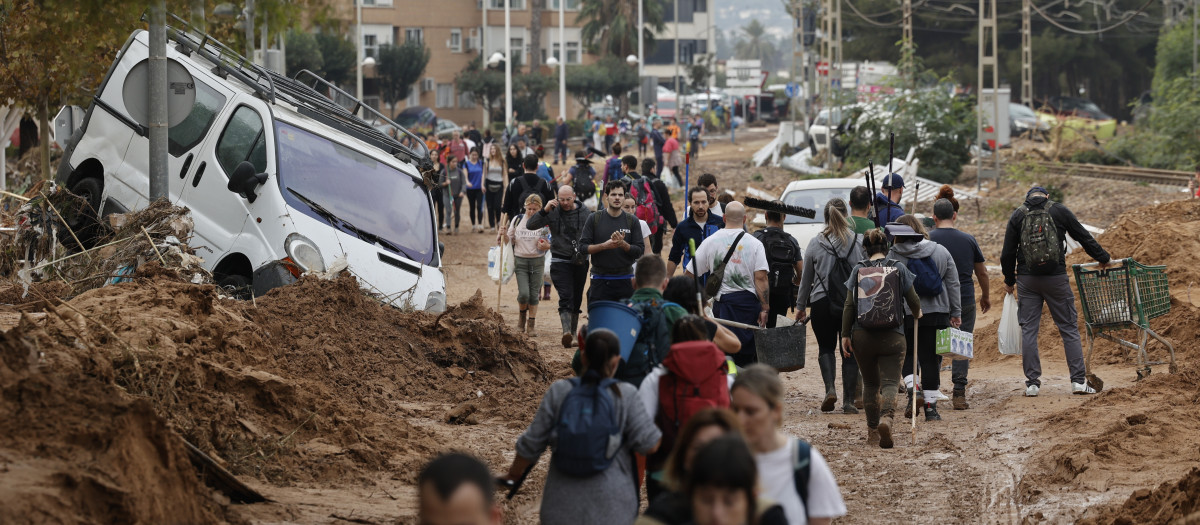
[56,20,446,311]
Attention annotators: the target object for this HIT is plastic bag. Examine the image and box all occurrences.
[487,244,517,284]
[487,246,501,282]
[543,254,552,280]
[502,244,516,284]
[998,293,1021,356]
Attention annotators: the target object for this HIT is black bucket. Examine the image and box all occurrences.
[755,324,806,372]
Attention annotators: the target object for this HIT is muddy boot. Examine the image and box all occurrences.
[542,284,552,301]
[867,427,881,447]
[878,417,894,449]
[924,401,942,421]
[904,390,924,419]
[818,354,837,412]
[559,312,574,348]
[953,388,969,410]
[517,310,527,333]
[526,317,536,332]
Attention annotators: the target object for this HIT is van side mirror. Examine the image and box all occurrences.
[227,161,268,203]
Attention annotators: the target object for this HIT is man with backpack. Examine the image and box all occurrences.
[604,143,625,187]
[580,181,645,305]
[668,186,724,277]
[568,151,599,209]
[753,205,804,328]
[886,221,961,421]
[632,157,677,256]
[687,202,770,367]
[528,185,592,348]
[1000,186,1111,397]
[502,154,555,223]
[615,255,689,386]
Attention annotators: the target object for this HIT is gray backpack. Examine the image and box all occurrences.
[1019,201,1063,274]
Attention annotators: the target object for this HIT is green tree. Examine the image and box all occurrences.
[565,55,638,112]
[734,20,778,71]
[455,56,505,122]
[314,32,356,87]
[376,41,430,117]
[1152,22,1194,90]
[578,0,665,58]
[285,30,324,77]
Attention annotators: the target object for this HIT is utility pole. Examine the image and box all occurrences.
[674,0,680,96]
[148,1,168,202]
[977,0,999,191]
[244,0,256,61]
[190,0,205,32]
[821,0,841,169]
[902,0,913,81]
[791,0,809,138]
[638,0,644,107]
[558,0,566,120]
[505,0,513,130]
[1022,0,1032,107]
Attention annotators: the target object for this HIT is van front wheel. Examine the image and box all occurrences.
[66,176,103,249]
[217,274,252,300]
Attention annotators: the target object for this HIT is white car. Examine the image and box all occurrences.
[779,178,863,251]
[56,21,446,311]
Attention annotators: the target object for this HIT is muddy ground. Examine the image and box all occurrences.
[2,127,1198,524]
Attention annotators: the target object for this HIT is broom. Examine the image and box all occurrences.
[742,196,816,219]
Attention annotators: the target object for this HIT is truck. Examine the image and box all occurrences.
[56,15,447,311]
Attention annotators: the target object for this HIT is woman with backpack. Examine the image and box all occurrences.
[637,315,733,502]
[730,364,847,525]
[885,216,961,422]
[840,229,923,448]
[498,194,552,333]
[794,198,865,414]
[502,328,662,525]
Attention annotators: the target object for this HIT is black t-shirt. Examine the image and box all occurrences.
[928,227,985,302]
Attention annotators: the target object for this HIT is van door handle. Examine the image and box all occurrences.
[192,162,206,188]
[179,154,194,179]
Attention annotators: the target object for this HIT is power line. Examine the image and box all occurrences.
[842,0,905,26]
[1029,0,1157,34]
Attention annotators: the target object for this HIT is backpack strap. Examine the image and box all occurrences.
[792,438,812,517]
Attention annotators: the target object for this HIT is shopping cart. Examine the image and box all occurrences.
[1073,258,1176,380]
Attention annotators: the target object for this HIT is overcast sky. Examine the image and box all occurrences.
[714,0,792,41]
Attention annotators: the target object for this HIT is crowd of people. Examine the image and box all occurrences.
[412,117,1112,524]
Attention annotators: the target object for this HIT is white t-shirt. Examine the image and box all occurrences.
[756,437,848,525]
[638,218,652,239]
[637,364,736,419]
[693,228,769,299]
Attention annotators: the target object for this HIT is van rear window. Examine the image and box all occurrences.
[168,81,225,157]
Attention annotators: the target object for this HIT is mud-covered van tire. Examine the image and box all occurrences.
[65,176,104,250]
[217,274,253,300]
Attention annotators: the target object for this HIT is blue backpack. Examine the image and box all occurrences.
[907,256,944,297]
[605,157,624,185]
[615,298,680,387]
[553,375,622,477]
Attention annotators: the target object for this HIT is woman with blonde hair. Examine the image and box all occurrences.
[795,198,865,413]
[484,144,508,229]
[498,194,551,332]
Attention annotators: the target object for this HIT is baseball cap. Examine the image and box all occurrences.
[881,173,905,189]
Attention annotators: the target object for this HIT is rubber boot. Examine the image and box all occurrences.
[818,353,837,412]
[905,390,925,419]
[867,427,881,447]
[559,311,574,348]
[924,401,942,421]
[517,309,527,333]
[527,317,536,332]
[570,313,579,334]
[842,354,860,414]
[878,417,894,449]
[953,388,969,410]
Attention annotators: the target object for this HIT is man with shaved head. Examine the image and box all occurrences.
[686,201,771,367]
[528,184,592,347]
[418,453,502,525]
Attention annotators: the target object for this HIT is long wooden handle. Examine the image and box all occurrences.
[911,323,919,445]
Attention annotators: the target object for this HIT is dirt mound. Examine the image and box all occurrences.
[1078,467,1200,524]
[1071,198,1200,289]
[0,315,231,524]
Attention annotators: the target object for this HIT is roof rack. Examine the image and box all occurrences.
[156,12,432,174]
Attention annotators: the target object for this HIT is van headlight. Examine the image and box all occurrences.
[424,291,446,313]
[285,233,326,273]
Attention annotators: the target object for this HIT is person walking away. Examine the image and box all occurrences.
[464,149,486,233]
[619,116,632,149]
[875,173,907,230]
[592,116,605,153]
[554,117,569,165]
[686,202,769,368]
[465,123,483,146]
[528,185,592,347]
[580,181,645,305]
[499,194,552,332]
[1000,186,1111,396]
[627,157,667,254]
[927,190,991,409]
[569,150,599,210]
[605,143,626,187]
[752,206,803,328]
[637,315,732,502]
[484,145,507,230]
[795,199,865,413]
[530,118,544,147]
[447,155,467,235]
[418,453,503,525]
[848,185,876,234]
[663,131,684,187]
[502,154,555,223]
[639,158,679,256]
[840,229,922,449]
[535,146,555,186]
[429,150,446,233]
[885,218,961,421]
[731,365,847,525]
[605,116,618,152]
[637,118,649,156]
[688,115,703,160]
[651,120,667,181]
[501,329,662,525]
[668,186,724,277]
[696,173,725,217]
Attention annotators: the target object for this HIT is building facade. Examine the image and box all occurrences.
[644,0,716,96]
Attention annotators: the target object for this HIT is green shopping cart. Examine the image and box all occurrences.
[1073,258,1176,380]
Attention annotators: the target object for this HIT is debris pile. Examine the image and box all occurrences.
[1079,467,1200,525]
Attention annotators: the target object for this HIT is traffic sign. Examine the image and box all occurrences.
[785,83,799,98]
[816,61,829,76]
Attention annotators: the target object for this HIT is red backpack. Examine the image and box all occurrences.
[656,341,730,450]
[630,177,664,234]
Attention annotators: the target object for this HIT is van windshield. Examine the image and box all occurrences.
[782,187,853,225]
[275,121,436,265]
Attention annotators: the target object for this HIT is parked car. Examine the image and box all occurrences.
[1010,103,1050,140]
[1037,96,1116,140]
[779,178,861,250]
[435,119,460,139]
[56,21,447,311]
[394,105,438,136]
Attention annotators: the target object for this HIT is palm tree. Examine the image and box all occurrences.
[530,0,543,71]
[578,0,665,58]
[734,19,777,70]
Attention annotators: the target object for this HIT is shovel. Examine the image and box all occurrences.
[1083,329,1105,392]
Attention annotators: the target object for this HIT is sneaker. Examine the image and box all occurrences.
[924,402,942,421]
[1072,382,1097,395]
[1025,385,1040,397]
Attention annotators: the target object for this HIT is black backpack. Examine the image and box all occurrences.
[815,233,856,315]
[756,229,800,290]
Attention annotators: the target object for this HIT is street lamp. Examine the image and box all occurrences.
[626,55,639,67]
[488,52,505,67]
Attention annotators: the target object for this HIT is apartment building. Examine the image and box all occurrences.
[644,0,715,95]
[336,0,598,127]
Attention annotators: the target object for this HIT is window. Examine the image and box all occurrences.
[694,0,706,12]
[509,37,524,67]
[406,85,420,107]
[404,27,423,45]
[488,0,525,8]
[215,106,266,177]
[449,28,462,53]
[168,80,225,157]
[549,0,580,9]
[550,42,581,64]
[364,34,379,58]
[458,91,476,109]
[436,84,455,109]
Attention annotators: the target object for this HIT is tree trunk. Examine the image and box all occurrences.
[529,0,543,72]
[38,101,50,182]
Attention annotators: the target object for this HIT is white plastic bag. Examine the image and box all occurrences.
[487,244,517,284]
[487,246,501,282]
[998,293,1021,356]
[501,244,516,284]
[543,254,552,280]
